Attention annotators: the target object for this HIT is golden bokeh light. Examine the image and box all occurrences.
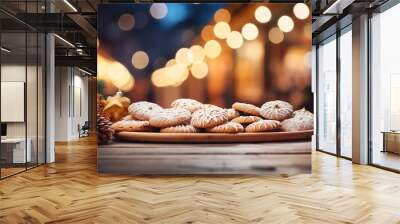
[190,61,208,79]
[213,21,231,39]
[190,45,205,62]
[268,27,284,44]
[254,6,271,23]
[201,25,214,41]
[108,61,135,91]
[175,48,194,66]
[118,13,135,31]
[131,51,149,69]
[278,15,294,33]
[150,3,168,20]
[151,68,167,87]
[241,23,259,41]
[214,8,231,23]
[151,62,189,87]
[226,31,244,49]
[293,3,310,20]
[204,40,222,59]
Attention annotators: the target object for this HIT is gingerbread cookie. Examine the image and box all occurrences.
[128,101,162,121]
[260,100,293,121]
[245,120,281,132]
[191,107,228,128]
[160,124,199,133]
[231,116,262,125]
[149,108,191,128]
[232,102,261,116]
[226,108,240,120]
[111,120,153,132]
[281,116,313,131]
[208,122,244,133]
[171,98,203,113]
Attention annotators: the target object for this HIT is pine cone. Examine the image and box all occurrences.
[97,105,114,145]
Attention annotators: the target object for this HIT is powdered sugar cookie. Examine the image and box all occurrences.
[149,108,191,128]
[111,120,153,132]
[293,108,313,119]
[160,124,199,133]
[281,116,313,131]
[232,102,261,116]
[226,108,240,120]
[231,116,262,125]
[121,114,135,121]
[245,120,281,133]
[260,100,293,121]
[128,101,162,121]
[171,99,203,113]
[208,122,244,133]
[191,107,228,128]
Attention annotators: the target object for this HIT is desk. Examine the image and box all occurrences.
[1,138,31,163]
[382,131,400,154]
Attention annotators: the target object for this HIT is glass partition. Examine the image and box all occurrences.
[317,36,337,154]
[339,28,352,158]
[371,4,400,171]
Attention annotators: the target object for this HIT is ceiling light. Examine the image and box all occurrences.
[54,34,75,48]
[78,67,92,76]
[1,47,11,53]
[63,0,78,12]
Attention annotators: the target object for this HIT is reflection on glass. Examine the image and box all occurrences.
[371,4,400,171]
[317,37,337,154]
[340,29,352,158]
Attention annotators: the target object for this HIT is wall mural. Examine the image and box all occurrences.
[97,3,313,175]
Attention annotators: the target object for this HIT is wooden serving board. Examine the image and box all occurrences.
[114,130,313,143]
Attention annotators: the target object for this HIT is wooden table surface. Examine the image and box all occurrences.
[98,141,311,175]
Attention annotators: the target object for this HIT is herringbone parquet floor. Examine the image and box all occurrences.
[1,136,400,224]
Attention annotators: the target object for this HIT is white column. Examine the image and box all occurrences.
[352,14,369,164]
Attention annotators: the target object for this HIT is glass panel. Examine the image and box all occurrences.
[371,4,400,171]
[1,31,28,177]
[317,37,337,154]
[339,29,352,158]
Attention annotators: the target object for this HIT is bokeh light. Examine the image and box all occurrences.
[293,3,310,20]
[201,25,214,41]
[214,8,231,23]
[190,61,208,79]
[150,3,168,20]
[131,51,149,69]
[213,21,231,39]
[108,61,135,91]
[175,48,194,66]
[268,27,284,44]
[278,15,294,33]
[226,31,244,49]
[190,45,205,62]
[118,13,135,31]
[241,23,259,41]
[204,40,222,59]
[254,6,271,23]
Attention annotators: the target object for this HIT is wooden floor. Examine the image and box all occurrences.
[1,136,400,224]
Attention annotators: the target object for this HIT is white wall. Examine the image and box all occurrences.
[55,67,89,141]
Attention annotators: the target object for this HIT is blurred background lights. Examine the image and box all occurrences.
[150,3,168,20]
[201,25,214,41]
[214,8,231,23]
[213,21,231,39]
[204,40,222,59]
[118,13,135,31]
[278,15,294,32]
[190,45,205,62]
[226,31,244,49]
[190,61,208,79]
[268,27,284,44]
[175,48,194,66]
[241,23,259,41]
[108,61,135,91]
[254,6,271,23]
[131,51,149,69]
[293,3,310,20]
